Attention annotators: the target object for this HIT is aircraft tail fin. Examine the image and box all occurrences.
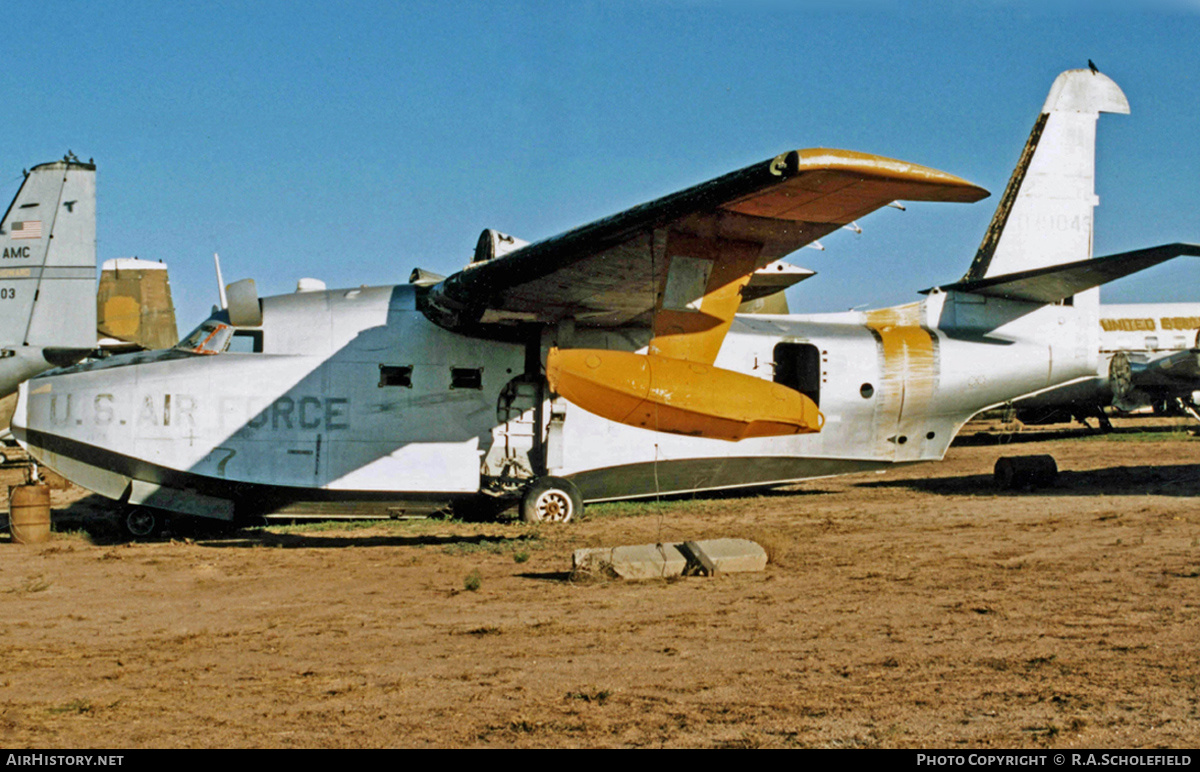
[97,258,179,350]
[961,69,1129,282]
[0,157,97,350]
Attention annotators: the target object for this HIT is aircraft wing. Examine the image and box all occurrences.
[423,148,988,334]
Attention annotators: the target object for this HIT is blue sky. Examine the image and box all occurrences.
[3,1,1198,329]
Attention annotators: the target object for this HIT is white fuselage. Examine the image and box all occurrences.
[13,282,1098,519]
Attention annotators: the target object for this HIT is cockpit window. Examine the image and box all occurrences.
[175,321,235,355]
[176,320,264,355]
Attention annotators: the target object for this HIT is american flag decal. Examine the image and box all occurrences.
[11,221,42,239]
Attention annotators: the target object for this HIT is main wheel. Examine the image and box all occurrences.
[123,506,164,539]
[520,477,582,524]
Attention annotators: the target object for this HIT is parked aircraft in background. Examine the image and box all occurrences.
[13,69,1200,537]
[0,259,178,449]
[0,161,178,452]
[0,155,97,397]
[1014,303,1200,428]
[97,257,179,353]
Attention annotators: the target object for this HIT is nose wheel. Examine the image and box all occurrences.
[520,477,582,524]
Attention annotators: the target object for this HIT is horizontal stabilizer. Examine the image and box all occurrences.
[933,243,1200,304]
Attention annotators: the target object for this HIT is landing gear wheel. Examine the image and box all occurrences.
[520,477,581,524]
[124,506,164,539]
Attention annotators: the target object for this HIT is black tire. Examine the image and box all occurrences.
[124,506,164,539]
[994,455,1057,490]
[520,477,582,524]
[994,457,1017,489]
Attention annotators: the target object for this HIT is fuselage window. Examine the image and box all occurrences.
[380,365,413,388]
[773,343,821,406]
[450,367,483,390]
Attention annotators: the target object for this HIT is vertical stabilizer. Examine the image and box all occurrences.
[97,258,179,350]
[0,158,97,349]
[963,69,1129,281]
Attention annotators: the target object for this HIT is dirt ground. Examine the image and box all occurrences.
[1,417,1198,749]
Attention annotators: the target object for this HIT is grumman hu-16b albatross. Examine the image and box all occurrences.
[13,70,1200,536]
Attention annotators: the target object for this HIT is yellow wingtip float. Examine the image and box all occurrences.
[546,348,823,442]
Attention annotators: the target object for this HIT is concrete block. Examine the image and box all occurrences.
[684,538,768,574]
[573,539,768,579]
[573,542,688,579]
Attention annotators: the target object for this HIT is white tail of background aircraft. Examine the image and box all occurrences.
[0,155,97,395]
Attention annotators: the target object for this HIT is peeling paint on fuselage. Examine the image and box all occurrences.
[863,302,939,460]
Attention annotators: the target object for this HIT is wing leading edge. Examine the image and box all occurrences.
[421,149,988,338]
